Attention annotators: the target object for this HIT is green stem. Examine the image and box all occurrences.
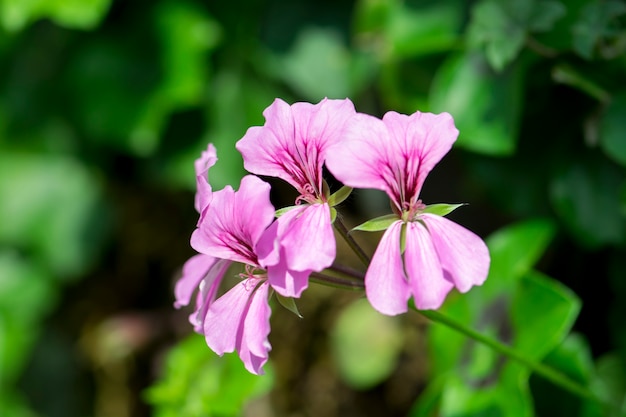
[310,272,365,291]
[334,215,371,266]
[417,308,610,408]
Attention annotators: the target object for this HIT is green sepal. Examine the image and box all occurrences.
[276,293,303,318]
[328,186,353,207]
[422,203,466,217]
[400,223,407,254]
[352,214,399,232]
[322,179,331,201]
[275,205,298,218]
[330,207,337,223]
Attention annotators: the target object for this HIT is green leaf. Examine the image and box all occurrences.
[385,0,463,58]
[485,218,556,293]
[467,0,526,71]
[275,294,302,318]
[550,157,625,248]
[589,354,626,414]
[527,1,567,32]
[415,220,579,417]
[600,93,626,166]
[0,152,103,277]
[0,0,112,31]
[146,334,274,417]
[0,251,57,384]
[328,186,353,207]
[268,27,374,101]
[352,214,399,232]
[330,298,404,389]
[572,0,626,59]
[430,51,523,155]
[422,203,466,217]
[511,271,581,360]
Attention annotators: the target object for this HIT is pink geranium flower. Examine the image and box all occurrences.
[235,98,356,297]
[176,171,277,374]
[326,110,490,315]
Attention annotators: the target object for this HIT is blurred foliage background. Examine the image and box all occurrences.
[0,0,625,416]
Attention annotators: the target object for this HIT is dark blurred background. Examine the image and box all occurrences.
[1,0,625,416]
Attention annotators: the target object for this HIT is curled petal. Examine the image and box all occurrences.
[174,254,217,308]
[189,259,232,333]
[404,222,454,310]
[365,221,411,315]
[421,213,490,293]
[194,144,218,217]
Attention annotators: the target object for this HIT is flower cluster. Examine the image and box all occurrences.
[174,98,490,374]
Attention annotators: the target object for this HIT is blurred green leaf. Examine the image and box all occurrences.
[385,0,462,58]
[330,298,404,389]
[511,271,581,360]
[146,334,274,417]
[133,1,220,149]
[265,27,375,102]
[600,93,626,166]
[413,220,580,417]
[588,354,626,416]
[484,218,556,295]
[0,0,112,32]
[550,157,625,248]
[467,0,565,71]
[430,51,523,155]
[572,0,626,59]
[468,0,526,71]
[0,152,103,277]
[531,334,595,416]
[0,251,57,384]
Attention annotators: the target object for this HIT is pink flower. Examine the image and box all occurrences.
[326,111,490,315]
[235,98,356,297]
[177,174,277,374]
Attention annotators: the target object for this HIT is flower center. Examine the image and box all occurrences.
[239,264,267,282]
[401,197,426,222]
[295,183,324,205]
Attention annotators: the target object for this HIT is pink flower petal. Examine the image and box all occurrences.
[203,279,256,355]
[237,281,272,374]
[257,204,334,297]
[279,203,335,272]
[191,175,275,265]
[203,278,272,375]
[327,110,459,209]
[265,247,312,297]
[365,221,411,315]
[421,213,490,293]
[404,221,454,310]
[382,111,458,197]
[325,113,392,193]
[236,98,356,194]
